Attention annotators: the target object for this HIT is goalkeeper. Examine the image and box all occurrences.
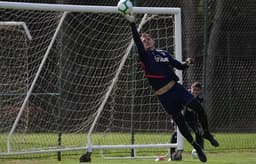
[123,14,219,163]
[170,82,205,161]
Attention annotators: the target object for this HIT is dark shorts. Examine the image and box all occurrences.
[158,83,194,118]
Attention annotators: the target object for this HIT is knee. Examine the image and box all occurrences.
[187,99,205,114]
[173,113,185,125]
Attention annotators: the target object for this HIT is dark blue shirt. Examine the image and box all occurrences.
[130,23,189,91]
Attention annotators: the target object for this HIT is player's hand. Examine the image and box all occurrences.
[124,13,135,23]
[185,58,195,66]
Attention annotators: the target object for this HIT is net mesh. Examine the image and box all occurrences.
[0,7,176,156]
[0,0,256,158]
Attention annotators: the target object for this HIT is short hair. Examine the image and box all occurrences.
[191,81,202,89]
[140,32,152,38]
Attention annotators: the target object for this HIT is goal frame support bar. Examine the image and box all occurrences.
[0,21,32,40]
[0,143,177,156]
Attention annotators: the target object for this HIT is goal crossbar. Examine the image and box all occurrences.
[0,1,180,14]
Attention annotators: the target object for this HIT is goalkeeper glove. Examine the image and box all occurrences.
[124,13,135,23]
[185,58,195,66]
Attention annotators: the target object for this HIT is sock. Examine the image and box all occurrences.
[195,132,204,148]
[170,132,177,154]
[173,114,194,143]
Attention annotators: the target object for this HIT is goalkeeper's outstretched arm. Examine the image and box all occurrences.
[124,14,146,61]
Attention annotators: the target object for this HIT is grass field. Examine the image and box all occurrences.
[1,152,256,164]
[0,133,256,164]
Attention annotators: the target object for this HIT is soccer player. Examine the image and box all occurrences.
[170,82,205,161]
[123,14,219,163]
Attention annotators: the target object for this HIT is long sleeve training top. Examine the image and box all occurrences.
[130,23,189,91]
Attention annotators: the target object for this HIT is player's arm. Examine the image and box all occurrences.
[168,56,189,70]
[124,14,146,61]
[169,56,195,70]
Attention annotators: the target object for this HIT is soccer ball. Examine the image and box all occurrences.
[117,0,133,15]
[191,149,198,159]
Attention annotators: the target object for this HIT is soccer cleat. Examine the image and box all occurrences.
[203,132,220,147]
[171,150,182,161]
[80,152,92,162]
[192,142,207,163]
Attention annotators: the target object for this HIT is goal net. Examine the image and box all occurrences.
[0,1,183,158]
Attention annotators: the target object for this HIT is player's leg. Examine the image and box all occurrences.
[169,121,183,161]
[159,92,194,144]
[174,114,207,162]
[172,113,207,162]
[158,86,207,162]
[189,121,204,149]
[186,99,219,147]
[191,141,207,162]
[185,114,206,162]
[169,131,182,161]
[170,131,177,156]
[185,111,204,148]
[196,131,204,148]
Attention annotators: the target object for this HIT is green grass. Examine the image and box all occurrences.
[0,133,256,164]
[1,152,256,164]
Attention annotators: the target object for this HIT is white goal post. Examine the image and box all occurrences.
[0,1,184,158]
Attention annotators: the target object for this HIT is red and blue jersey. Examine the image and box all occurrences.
[130,23,188,91]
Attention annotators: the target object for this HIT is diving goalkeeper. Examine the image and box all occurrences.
[123,13,219,163]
